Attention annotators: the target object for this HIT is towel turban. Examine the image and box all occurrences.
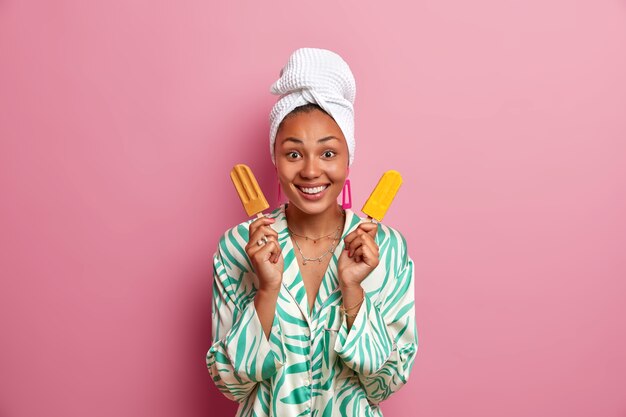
[269,47,356,166]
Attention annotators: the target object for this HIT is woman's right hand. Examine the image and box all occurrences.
[245,216,284,292]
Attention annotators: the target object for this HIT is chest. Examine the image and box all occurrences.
[291,237,337,311]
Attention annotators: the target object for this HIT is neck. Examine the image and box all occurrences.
[285,202,345,237]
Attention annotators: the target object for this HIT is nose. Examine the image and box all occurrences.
[300,156,321,179]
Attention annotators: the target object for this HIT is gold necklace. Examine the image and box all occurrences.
[287,225,341,244]
[290,229,341,265]
[287,209,346,265]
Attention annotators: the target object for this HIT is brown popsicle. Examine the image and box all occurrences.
[230,164,269,218]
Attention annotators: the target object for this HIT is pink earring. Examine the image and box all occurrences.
[277,180,282,207]
[342,178,352,209]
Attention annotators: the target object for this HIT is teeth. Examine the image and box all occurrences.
[300,185,327,194]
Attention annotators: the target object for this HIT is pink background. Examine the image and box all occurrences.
[1,0,625,416]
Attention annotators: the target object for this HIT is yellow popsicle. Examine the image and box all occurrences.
[362,170,403,221]
[230,164,269,218]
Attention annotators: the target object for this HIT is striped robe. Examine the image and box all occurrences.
[206,204,418,416]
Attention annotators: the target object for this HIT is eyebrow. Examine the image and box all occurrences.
[281,136,339,144]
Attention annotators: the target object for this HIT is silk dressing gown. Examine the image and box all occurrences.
[206,204,418,417]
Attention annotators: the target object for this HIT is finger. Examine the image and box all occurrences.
[250,215,274,227]
[359,232,381,259]
[343,229,361,247]
[248,234,278,259]
[350,228,376,254]
[248,226,277,249]
[268,239,283,263]
[360,242,378,266]
[253,218,278,235]
[353,246,363,263]
[343,235,356,256]
[353,244,377,266]
[347,235,365,257]
[271,247,283,264]
[357,222,378,235]
[259,240,281,262]
[344,228,366,249]
[363,224,378,240]
[358,228,377,248]
[362,234,380,259]
[263,225,279,240]
[248,223,275,243]
[344,224,377,255]
[248,216,276,236]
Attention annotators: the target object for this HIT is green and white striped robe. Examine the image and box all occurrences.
[206,204,418,416]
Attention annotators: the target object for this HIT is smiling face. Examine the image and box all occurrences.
[274,108,349,216]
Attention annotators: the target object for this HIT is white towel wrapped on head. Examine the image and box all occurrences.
[269,47,356,166]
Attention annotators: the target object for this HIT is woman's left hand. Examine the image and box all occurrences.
[338,221,380,287]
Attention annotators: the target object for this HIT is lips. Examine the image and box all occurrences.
[294,184,330,200]
[296,184,329,195]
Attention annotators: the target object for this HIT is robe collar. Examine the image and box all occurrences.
[269,203,363,324]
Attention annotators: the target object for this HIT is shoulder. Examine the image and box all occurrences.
[372,220,409,261]
[372,223,413,290]
[216,219,253,256]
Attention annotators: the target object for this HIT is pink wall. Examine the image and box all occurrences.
[1,0,625,416]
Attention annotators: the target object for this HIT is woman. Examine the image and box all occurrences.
[206,48,418,417]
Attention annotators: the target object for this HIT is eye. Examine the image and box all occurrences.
[322,150,336,158]
[286,151,301,159]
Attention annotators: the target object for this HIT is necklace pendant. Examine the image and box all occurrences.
[303,259,307,265]
[318,258,322,263]
[313,239,317,244]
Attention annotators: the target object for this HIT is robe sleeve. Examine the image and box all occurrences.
[333,232,418,405]
[206,234,286,403]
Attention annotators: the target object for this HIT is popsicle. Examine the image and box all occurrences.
[362,170,403,222]
[230,164,269,218]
